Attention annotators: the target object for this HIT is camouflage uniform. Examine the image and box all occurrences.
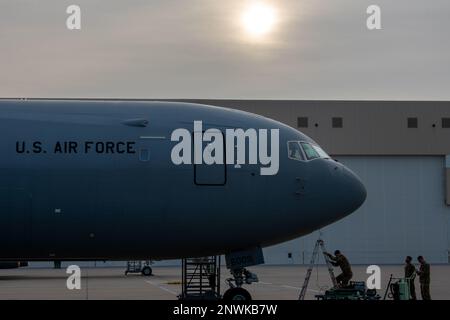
[328,254,353,286]
[417,262,431,300]
[404,262,416,300]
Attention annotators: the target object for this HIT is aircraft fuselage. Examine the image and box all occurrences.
[0,100,366,261]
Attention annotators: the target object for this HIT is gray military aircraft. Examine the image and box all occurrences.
[0,99,366,300]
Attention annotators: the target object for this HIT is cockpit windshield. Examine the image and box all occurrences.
[288,141,330,161]
[300,142,320,160]
[288,141,304,160]
[312,144,330,159]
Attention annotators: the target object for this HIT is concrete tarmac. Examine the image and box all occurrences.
[0,265,448,300]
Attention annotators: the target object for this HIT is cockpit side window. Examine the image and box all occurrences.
[300,142,320,160]
[312,145,330,159]
[288,141,304,161]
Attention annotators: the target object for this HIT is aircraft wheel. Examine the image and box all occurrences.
[142,266,153,276]
[223,288,252,301]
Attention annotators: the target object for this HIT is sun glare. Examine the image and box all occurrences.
[242,2,276,39]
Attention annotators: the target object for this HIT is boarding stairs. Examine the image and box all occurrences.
[179,256,221,300]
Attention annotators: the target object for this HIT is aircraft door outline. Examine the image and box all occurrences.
[193,130,227,186]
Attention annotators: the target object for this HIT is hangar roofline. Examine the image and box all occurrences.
[0,98,449,103]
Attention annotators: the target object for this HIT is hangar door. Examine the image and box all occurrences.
[0,189,32,258]
[313,156,448,263]
[194,130,226,186]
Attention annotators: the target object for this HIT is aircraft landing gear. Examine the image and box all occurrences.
[223,267,259,301]
[223,247,264,301]
[177,247,264,301]
[223,287,252,301]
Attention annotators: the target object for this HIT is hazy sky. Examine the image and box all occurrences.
[0,0,449,100]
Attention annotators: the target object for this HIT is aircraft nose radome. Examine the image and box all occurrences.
[342,167,367,214]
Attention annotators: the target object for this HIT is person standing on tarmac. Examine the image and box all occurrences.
[417,256,431,300]
[404,256,417,300]
[325,250,353,287]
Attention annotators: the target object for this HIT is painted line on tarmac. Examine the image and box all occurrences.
[145,280,178,295]
[258,281,273,285]
[282,285,301,290]
[255,282,321,294]
[282,285,320,293]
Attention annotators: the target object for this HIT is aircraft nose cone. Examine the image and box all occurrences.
[340,166,366,214]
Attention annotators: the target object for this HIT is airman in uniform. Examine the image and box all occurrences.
[404,256,416,300]
[416,256,431,300]
[325,250,353,287]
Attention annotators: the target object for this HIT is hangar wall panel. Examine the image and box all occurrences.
[263,156,450,264]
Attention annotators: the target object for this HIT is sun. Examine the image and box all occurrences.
[241,2,276,39]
